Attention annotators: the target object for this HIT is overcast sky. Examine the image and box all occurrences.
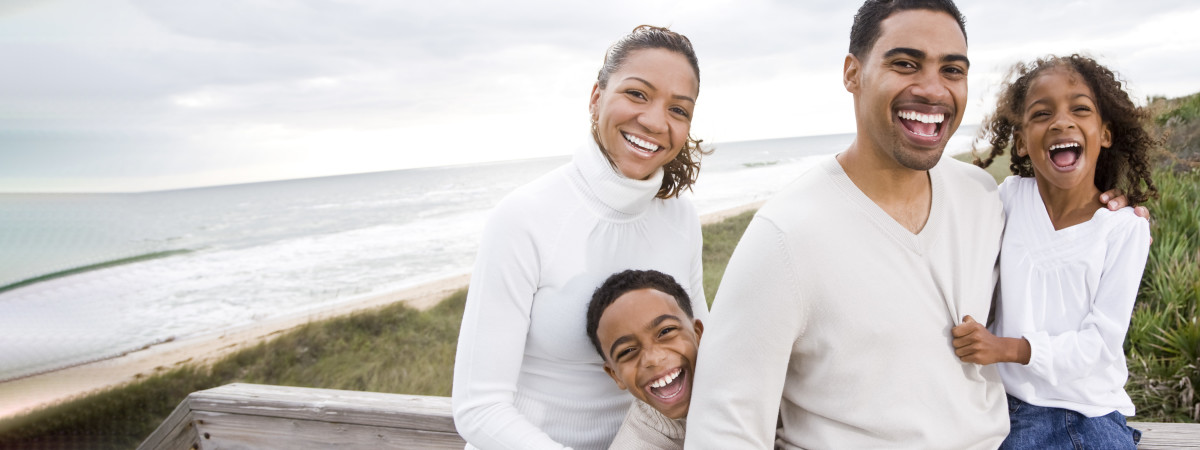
[2,0,1198,193]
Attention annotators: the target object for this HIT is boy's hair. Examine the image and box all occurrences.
[586,269,694,358]
[974,54,1159,204]
[848,0,967,59]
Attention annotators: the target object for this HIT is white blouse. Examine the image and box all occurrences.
[991,176,1150,417]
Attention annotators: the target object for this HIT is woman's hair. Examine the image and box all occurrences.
[974,54,1159,204]
[593,25,709,199]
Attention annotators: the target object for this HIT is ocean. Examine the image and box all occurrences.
[0,128,979,381]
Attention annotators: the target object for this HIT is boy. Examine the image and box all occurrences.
[586,269,704,450]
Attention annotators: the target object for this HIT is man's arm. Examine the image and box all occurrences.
[685,217,806,449]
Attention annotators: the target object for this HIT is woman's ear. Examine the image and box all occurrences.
[589,82,602,122]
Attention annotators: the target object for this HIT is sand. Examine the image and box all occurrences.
[0,202,763,421]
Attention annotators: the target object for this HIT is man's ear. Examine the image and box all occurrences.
[1101,122,1113,148]
[843,54,861,94]
[603,361,627,391]
[693,318,704,343]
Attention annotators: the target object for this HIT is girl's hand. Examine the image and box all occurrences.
[951,316,1031,365]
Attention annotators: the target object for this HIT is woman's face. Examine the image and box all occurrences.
[589,48,698,180]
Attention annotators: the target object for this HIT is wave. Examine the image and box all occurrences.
[0,249,193,295]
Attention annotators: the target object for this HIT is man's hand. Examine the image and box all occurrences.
[1100,189,1151,220]
[951,316,1030,365]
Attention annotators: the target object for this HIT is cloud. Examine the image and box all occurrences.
[1,0,1198,192]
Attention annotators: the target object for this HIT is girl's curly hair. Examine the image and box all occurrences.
[593,25,710,200]
[974,54,1158,204]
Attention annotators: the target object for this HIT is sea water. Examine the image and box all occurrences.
[0,129,979,381]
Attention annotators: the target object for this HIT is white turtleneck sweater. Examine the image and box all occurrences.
[452,141,708,450]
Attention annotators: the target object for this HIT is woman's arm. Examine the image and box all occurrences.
[451,201,568,450]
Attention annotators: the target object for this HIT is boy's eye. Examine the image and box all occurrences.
[616,346,636,360]
[659,326,678,338]
[893,60,917,71]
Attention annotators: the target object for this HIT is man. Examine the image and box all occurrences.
[684,1,1010,448]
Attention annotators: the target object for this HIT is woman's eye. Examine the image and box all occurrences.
[626,90,646,100]
[671,107,690,118]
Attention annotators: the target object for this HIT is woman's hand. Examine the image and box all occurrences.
[1099,189,1150,219]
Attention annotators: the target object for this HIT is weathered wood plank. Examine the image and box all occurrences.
[185,383,457,434]
[140,384,1199,449]
[1130,421,1200,449]
[191,410,464,450]
[138,397,199,450]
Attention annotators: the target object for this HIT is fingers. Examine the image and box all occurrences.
[1134,205,1151,219]
[1100,188,1128,210]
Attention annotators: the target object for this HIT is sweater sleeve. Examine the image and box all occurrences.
[688,211,710,320]
[684,216,806,449]
[1024,217,1151,386]
[451,200,569,450]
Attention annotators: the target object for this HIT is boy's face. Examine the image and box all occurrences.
[596,288,703,420]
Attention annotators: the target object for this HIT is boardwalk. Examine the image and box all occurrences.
[142,383,1198,449]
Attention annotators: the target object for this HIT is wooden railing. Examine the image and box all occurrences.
[142,383,1199,449]
[139,384,464,449]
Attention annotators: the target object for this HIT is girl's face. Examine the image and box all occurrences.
[589,48,698,181]
[1016,67,1111,194]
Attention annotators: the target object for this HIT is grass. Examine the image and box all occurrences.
[0,291,469,449]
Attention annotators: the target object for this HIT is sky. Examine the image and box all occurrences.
[2,0,1198,193]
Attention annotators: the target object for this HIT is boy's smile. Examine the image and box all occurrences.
[596,288,702,419]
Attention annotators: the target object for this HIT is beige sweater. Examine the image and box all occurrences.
[609,400,686,450]
[685,156,1009,449]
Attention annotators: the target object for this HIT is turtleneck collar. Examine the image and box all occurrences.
[572,138,665,218]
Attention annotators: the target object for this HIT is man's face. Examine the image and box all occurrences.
[596,288,703,420]
[846,9,968,171]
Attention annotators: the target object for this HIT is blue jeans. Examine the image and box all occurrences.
[1000,394,1141,450]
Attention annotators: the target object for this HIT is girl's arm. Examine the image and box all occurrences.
[1022,218,1151,386]
[451,201,568,450]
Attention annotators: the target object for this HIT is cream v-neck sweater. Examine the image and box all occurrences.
[452,141,707,450]
[991,176,1149,417]
[686,156,1008,449]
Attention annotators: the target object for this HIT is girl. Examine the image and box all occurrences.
[951,54,1157,449]
[451,26,709,450]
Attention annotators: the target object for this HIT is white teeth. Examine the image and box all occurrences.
[898,110,945,124]
[1050,142,1081,150]
[650,368,681,388]
[623,133,660,152]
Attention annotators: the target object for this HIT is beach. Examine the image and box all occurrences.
[0,203,763,421]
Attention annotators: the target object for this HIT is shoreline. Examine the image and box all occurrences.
[0,202,762,422]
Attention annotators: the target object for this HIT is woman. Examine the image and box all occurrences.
[451,25,709,450]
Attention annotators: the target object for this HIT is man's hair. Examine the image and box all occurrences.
[586,269,694,358]
[849,0,967,58]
